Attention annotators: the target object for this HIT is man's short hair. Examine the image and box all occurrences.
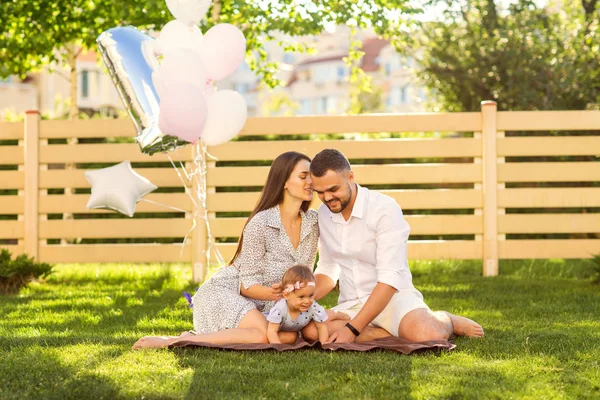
[310,149,351,177]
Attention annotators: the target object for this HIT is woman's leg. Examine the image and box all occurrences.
[133,309,270,349]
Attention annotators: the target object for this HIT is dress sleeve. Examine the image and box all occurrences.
[235,216,266,290]
[266,299,286,324]
[309,301,328,323]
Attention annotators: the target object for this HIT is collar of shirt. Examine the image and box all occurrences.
[263,204,318,242]
[330,183,367,224]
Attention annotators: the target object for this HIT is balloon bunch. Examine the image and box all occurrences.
[89,0,246,264]
[97,0,248,155]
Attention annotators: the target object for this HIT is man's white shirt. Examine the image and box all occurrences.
[314,184,415,310]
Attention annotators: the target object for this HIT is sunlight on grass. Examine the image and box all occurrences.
[1,260,599,399]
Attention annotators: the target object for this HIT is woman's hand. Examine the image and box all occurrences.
[270,283,283,301]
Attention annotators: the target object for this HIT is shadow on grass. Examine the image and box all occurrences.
[0,346,120,400]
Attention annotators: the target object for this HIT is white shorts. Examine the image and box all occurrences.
[332,289,430,337]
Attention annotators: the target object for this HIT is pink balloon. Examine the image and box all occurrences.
[199,23,246,81]
[159,82,208,143]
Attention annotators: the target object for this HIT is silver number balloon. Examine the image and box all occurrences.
[97,26,187,155]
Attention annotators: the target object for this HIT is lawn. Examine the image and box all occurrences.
[1,260,599,399]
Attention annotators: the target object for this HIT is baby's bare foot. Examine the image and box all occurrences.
[132,336,173,350]
[448,314,484,337]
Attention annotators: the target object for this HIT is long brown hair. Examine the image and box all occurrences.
[229,151,312,265]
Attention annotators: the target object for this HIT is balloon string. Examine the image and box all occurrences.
[140,198,188,213]
[167,154,198,209]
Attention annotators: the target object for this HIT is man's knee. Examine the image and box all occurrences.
[398,308,452,342]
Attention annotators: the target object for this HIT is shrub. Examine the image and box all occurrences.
[590,254,600,285]
[0,249,54,294]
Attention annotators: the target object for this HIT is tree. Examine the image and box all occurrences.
[0,0,418,118]
[411,0,599,111]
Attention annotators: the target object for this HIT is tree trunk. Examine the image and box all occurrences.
[582,0,599,20]
[212,0,221,22]
[67,43,79,120]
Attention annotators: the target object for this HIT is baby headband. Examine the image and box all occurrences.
[283,281,315,293]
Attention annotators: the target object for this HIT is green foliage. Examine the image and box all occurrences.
[0,249,54,294]
[0,1,418,89]
[412,0,600,111]
[589,254,600,284]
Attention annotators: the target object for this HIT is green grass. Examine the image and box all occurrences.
[1,260,599,399]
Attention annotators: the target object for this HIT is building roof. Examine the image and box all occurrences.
[360,37,390,72]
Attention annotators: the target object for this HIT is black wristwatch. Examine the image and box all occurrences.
[345,322,360,337]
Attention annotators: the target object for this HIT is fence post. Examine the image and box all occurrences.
[190,145,207,283]
[481,101,499,276]
[23,110,40,260]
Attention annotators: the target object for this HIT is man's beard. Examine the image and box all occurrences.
[325,183,352,213]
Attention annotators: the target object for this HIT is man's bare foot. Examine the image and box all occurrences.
[446,313,484,337]
[132,336,174,350]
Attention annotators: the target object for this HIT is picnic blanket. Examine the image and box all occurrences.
[169,336,455,355]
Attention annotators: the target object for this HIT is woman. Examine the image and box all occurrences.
[134,151,318,349]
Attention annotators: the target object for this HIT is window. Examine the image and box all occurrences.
[384,63,391,76]
[298,99,311,115]
[315,97,328,114]
[283,53,295,65]
[336,66,346,81]
[81,70,89,98]
[234,83,251,95]
[327,96,337,113]
[401,85,409,103]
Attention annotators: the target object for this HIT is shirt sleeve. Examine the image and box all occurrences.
[235,216,266,290]
[266,299,286,324]
[309,301,328,323]
[314,237,341,285]
[374,200,412,291]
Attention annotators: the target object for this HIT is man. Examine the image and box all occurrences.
[309,149,484,343]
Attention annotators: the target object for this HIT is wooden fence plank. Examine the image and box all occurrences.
[498,137,600,157]
[0,146,23,164]
[499,239,600,259]
[39,143,192,164]
[39,193,193,213]
[40,168,186,189]
[207,189,483,212]
[498,188,600,208]
[0,221,24,239]
[39,244,191,263]
[39,119,137,139]
[0,244,24,256]
[0,171,24,189]
[0,122,24,140]
[39,219,191,239]
[211,215,483,237]
[209,138,482,161]
[238,113,481,135]
[497,111,600,131]
[0,196,24,213]
[498,162,600,182]
[499,214,600,234]
[215,240,482,262]
[207,164,482,187]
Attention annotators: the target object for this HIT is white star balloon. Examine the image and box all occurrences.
[84,161,157,217]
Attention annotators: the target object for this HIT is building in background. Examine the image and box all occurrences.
[0,27,427,120]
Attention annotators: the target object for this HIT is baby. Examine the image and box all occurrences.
[266,264,329,344]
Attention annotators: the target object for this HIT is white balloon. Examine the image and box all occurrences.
[201,90,248,146]
[159,19,203,55]
[158,48,208,93]
[84,161,157,217]
[166,0,211,25]
[199,24,246,81]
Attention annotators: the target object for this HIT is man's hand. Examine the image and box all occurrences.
[325,324,356,344]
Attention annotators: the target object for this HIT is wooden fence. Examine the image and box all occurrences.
[1,102,599,281]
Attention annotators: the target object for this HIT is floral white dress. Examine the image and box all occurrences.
[192,205,319,334]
